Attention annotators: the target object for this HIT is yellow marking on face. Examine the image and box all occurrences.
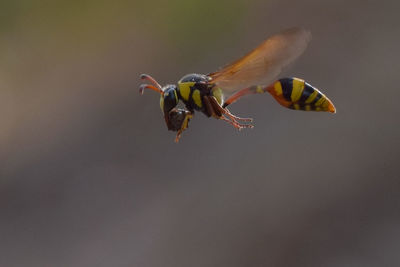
[294,104,300,110]
[212,87,223,105]
[192,89,202,108]
[305,90,318,104]
[305,105,311,111]
[178,82,194,101]
[173,90,178,102]
[315,107,322,111]
[315,97,325,107]
[274,81,283,95]
[291,79,305,102]
[159,96,164,111]
[256,85,264,94]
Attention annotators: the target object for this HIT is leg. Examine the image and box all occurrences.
[175,111,193,143]
[208,96,253,126]
[209,96,253,121]
[224,107,253,122]
[204,96,254,130]
[203,95,222,118]
[219,116,253,130]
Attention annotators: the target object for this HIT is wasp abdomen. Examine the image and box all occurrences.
[267,77,336,113]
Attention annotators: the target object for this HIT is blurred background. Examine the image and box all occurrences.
[1,0,399,266]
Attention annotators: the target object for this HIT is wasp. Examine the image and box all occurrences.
[139,28,336,142]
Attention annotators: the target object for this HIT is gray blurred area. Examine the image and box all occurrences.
[1,0,400,266]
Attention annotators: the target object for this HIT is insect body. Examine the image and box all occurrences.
[176,74,215,112]
[224,77,335,112]
[139,28,336,142]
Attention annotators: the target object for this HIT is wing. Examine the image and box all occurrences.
[208,27,312,93]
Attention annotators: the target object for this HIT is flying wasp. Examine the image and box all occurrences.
[139,28,336,142]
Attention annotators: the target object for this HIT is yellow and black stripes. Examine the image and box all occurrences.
[177,74,336,120]
[267,78,336,113]
[177,83,205,111]
[222,77,335,113]
[178,81,193,102]
[177,73,214,113]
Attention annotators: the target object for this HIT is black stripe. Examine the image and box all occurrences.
[299,83,315,103]
[310,92,322,105]
[280,78,293,102]
[188,85,195,108]
[176,84,183,100]
[289,103,306,111]
[300,104,311,111]
[187,83,207,112]
[287,103,321,111]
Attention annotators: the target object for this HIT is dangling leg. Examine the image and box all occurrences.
[203,95,253,130]
[203,96,240,129]
[203,95,222,117]
[224,108,253,122]
[209,96,254,129]
[218,116,251,130]
[175,111,193,143]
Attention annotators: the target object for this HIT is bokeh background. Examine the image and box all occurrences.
[1,0,399,266]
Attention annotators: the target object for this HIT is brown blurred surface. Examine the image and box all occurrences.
[1,0,400,266]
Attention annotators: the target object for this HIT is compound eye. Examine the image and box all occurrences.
[163,90,178,114]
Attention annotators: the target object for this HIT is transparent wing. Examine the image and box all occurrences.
[209,27,312,93]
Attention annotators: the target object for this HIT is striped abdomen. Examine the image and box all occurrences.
[267,78,336,113]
